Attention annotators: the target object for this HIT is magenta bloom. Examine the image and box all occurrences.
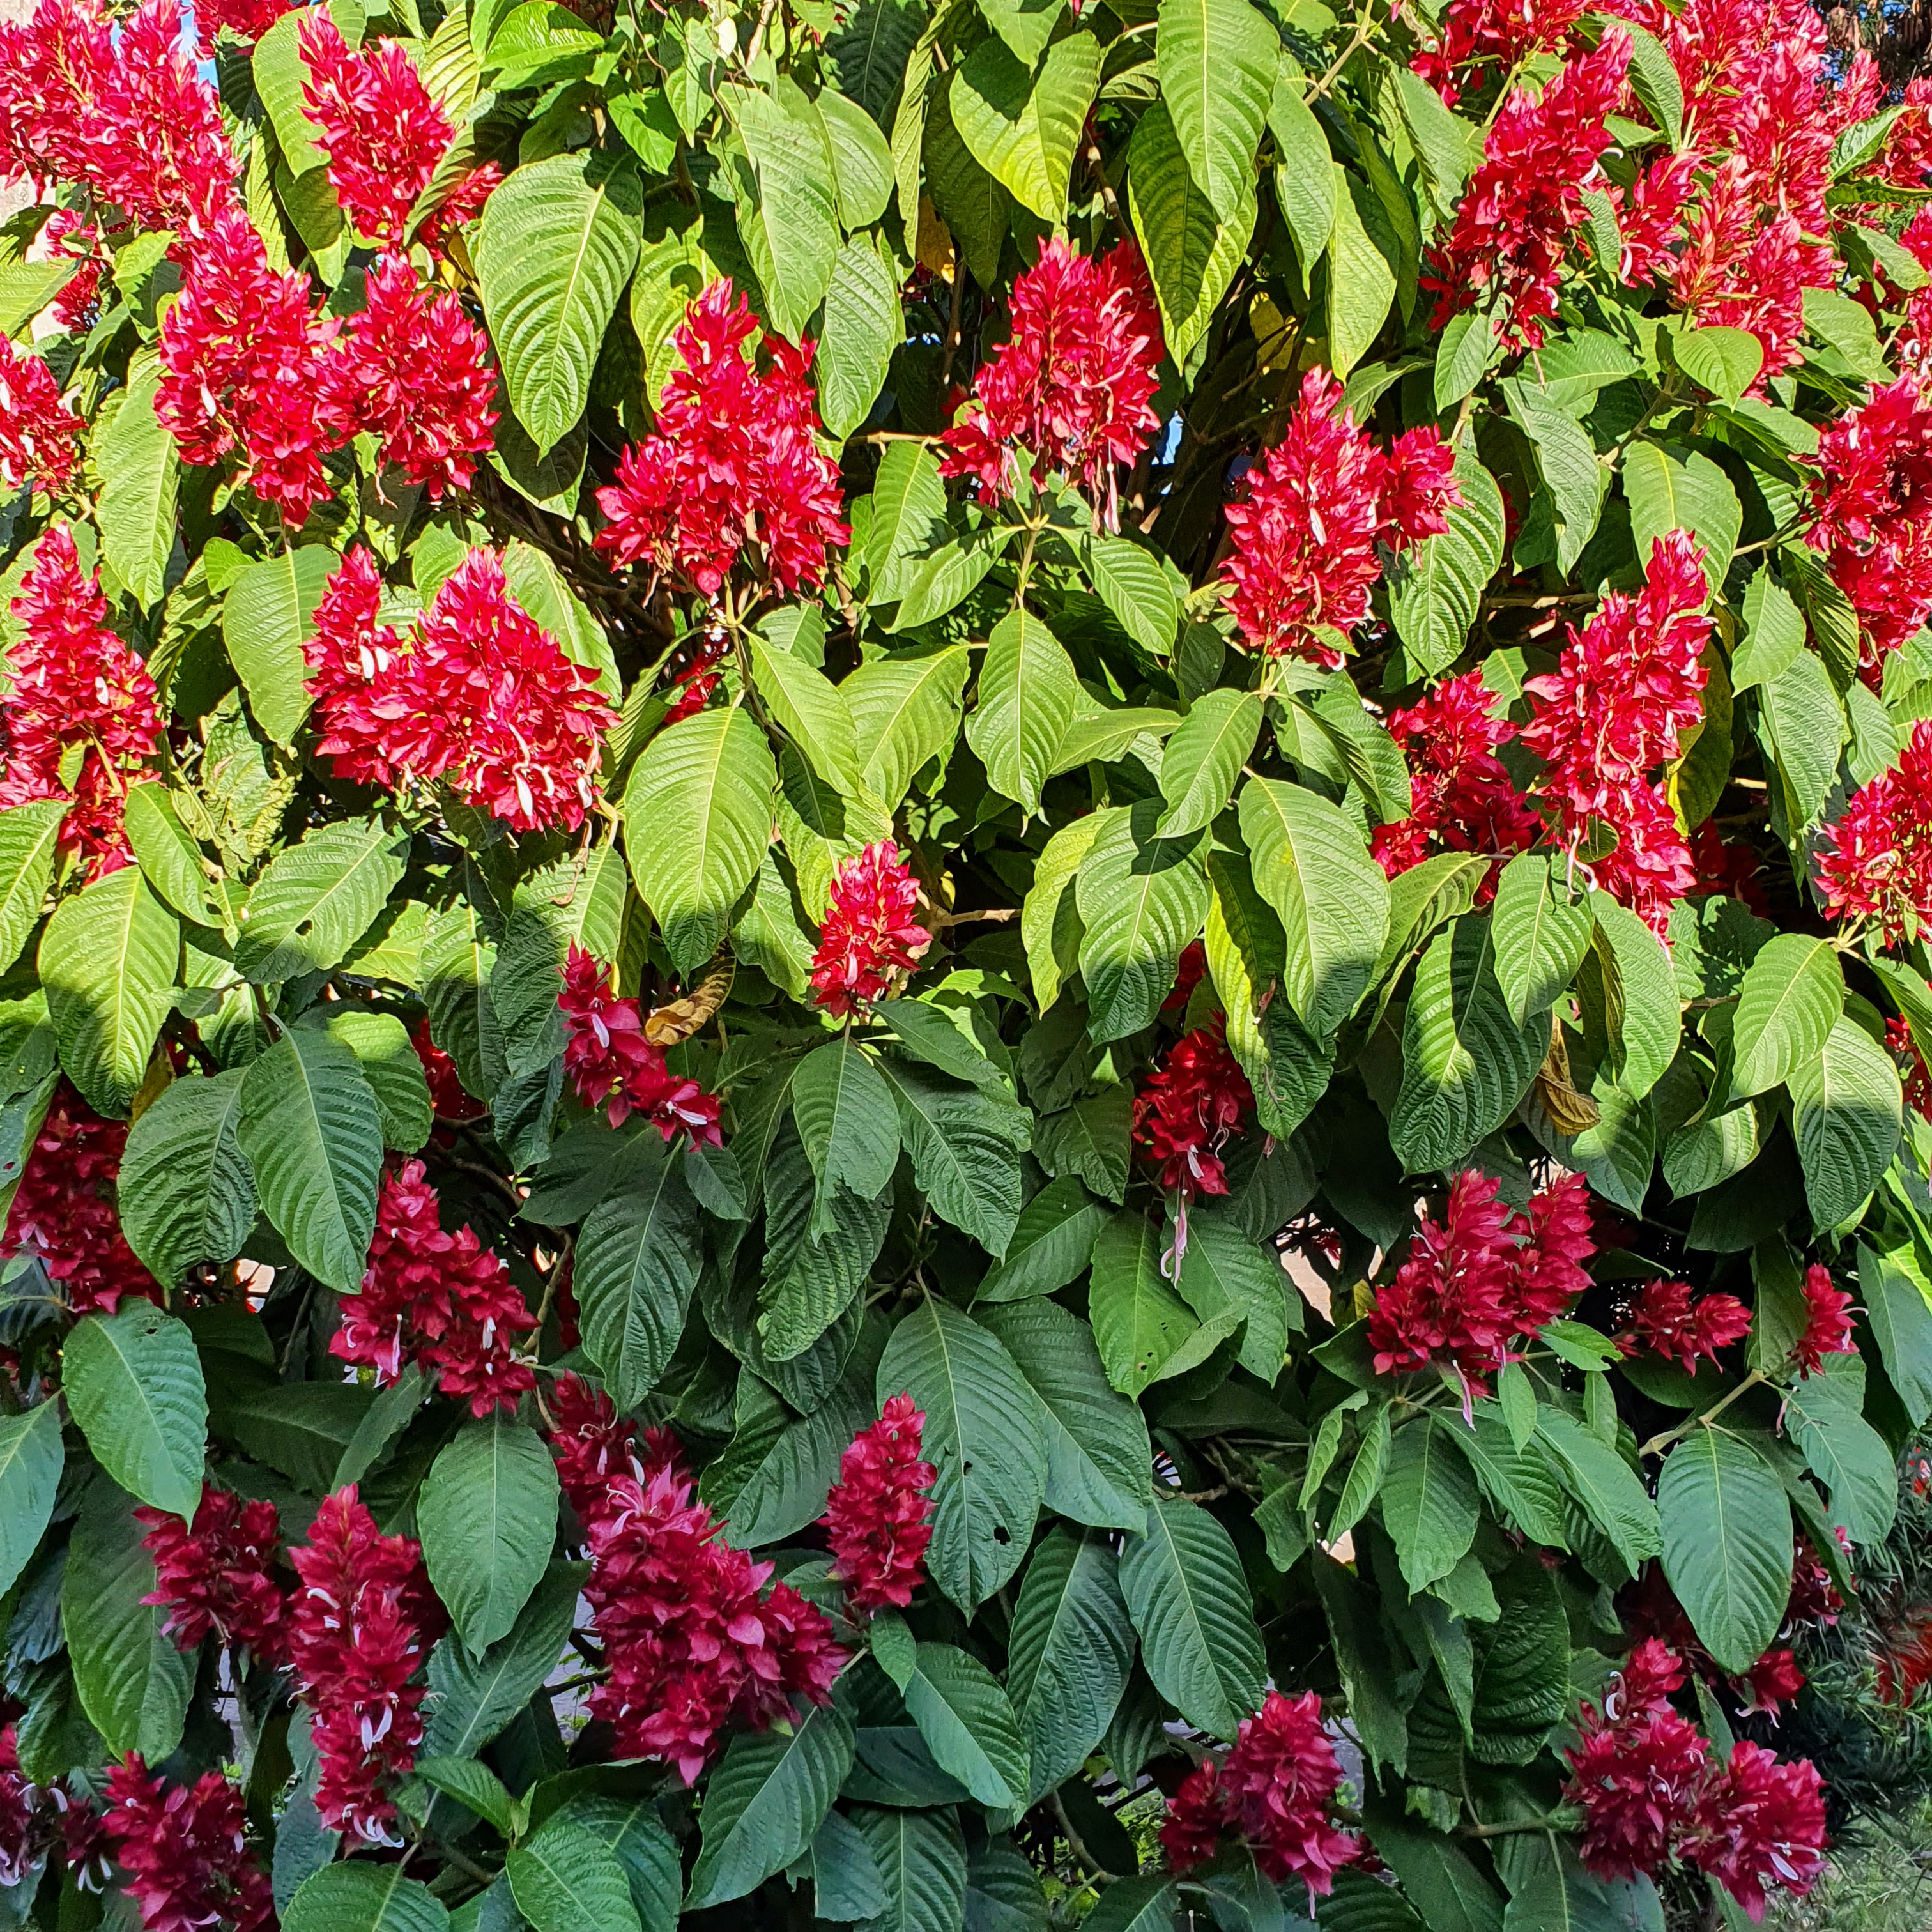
[822,1393,937,1615]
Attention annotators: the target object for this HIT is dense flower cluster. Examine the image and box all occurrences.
[0,336,79,494]
[100,1758,274,1932]
[939,238,1163,528]
[821,1393,937,1615]
[1423,33,1629,349]
[548,1370,648,1531]
[1411,0,1588,105]
[1132,1015,1254,1203]
[1736,1646,1806,1715]
[286,1487,443,1843]
[1218,369,1458,665]
[596,279,846,600]
[1160,1691,1360,1903]
[0,1729,38,1890]
[808,841,931,1018]
[330,1160,536,1416]
[556,946,724,1144]
[0,525,164,873]
[1616,1277,1753,1372]
[305,547,617,832]
[1565,1636,1828,1915]
[581,1450,846,1780]
[197,0,289,41]
[300,15,454,249]
[0,1082,156,1315]
[1521,530,1712,931]
[1817,719,1932,946]
[135,1482,286,1659]
[1371,670,1540,885]
[1794,1263,1856,1377]
[1368,1168,1595,1392]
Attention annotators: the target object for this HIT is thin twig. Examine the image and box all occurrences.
[1050,1790,1114,1887]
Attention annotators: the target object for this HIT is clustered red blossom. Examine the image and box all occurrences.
[330,1159,536,1417]
[821,1393,936,1616]
[0,1082,157,1315]
[1887,1016,1932,1122]
[196,0,289,40]
[0,525,164,873]
[42,207,102,333]
[136,1482,287,1660]
[1617,1277,1753,1372]
[99,1758,274,1932]
[1160,1691,1360,1905]
[939,238,1164,529]
[1423,33,1629,350]
[1133,1015,1254,1203]
[1818,719,1932,947]
[808,841,931,1018]
[286,1487,444,1844]
[1565,1638,1828,1919]
[1411,0,1588,105]
[596,279,847,600]
[556,946,724,1145]
[1218,369,1459,666]
[567,1425,846,1781]
[0,0,236,241]
[0,334,79,494]
[305,547,616,832]
[548,1371,663,1529]
[0,1728,38,1889]
[1736,1646,1807,1716]
[658,628,730,726]
[1368,1168,1595,1393]
[1520,530,1712,931]
[1371,669,1540,887]
[1794,1262,1857,1376]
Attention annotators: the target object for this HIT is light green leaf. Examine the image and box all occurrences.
[1729,933,1843,1100]
[96,351,178,610]
[64,1303,205,1521]
[1657,1427,1792,1673]
[865,441,953,602]
[1535,1407,1660,1572]
[1785,1355,1897,1546]
[748,627,864,795]
[1622,441,1740,591]
[1673,326,1763,403]
[951,31,1101,224]
[817,82,896,226]
[1327,168,1396,377]
[1076,801,1209,1043]
[234,818,407,983]
[222,543,339,746]
[0,797,65,975]
[817,232,900,441]
[1789,1016,1901,1226]
[1180,1205,1296,1381]
[1503,378,1606,572]
[419,1415,560,1655]
[1859,1241,1932,1429]
[967,608,1083,815]
[1084,535,1179,656]
[1388,448,1507,676]
[794,1033,901,1236]
[846,646,970,809]
[724,79,843,340]
[1090,1211,1215,1398]
[1158,689,1263,839]
[1127,98,1255,362]
[975,1177,1108,1303]
[1268,70,1335,266]
[1491,852,1591,1026]
[118,1070,255,1287]
[1155,0,1276,215]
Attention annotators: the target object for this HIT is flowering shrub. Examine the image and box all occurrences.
[8,0,1932,1926]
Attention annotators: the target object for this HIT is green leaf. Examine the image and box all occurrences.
[1673,326,1764,403]
[1393,917,1549,1175]
[1127,98,1255,362]
[1729,933,1843,1100]
[846,646,970,809]
[547,1794,680,1930]
[976,1176,1108,1303]
[1084,536,1180,656]
[684,1702,855,1909]
[900,1641,1030,1809]
[1447,1410,1569,1549]
[866,441,953,601]
[1158,689,1264,839]
[414,1756,517,1837]
[1784,1355,1896,1546]
[623,706,778,974]
[1788,1016,1900,1226]
[490,846,629,1078]
[1381,1418,1480,1592]
[794,1034,901,1237]
[1076,801,1209,1043]
[761,1114,891,1357]
[1326,168,1397,378]
[124,784,224,930]
[1267,71,1335,267]
[40,864,178,1117]
[62,1475,192,1760]
[118,1070,256,1287]
[1588,896,1682,1102]
[423,1561,583,1759]
[724,79,843,339]
[575,1138,706,1406]
[877,1295,1048,1614]
[817,232,900,441]
[968,608,1084,815]
[1090,1210,1219,1397]
[238,1027,384,1292]
[1622,441,1741,591]
[1503,378,1605,572]
[1179,1205,1297,1381]
[96,351,178,609]
[1733,567,1806,694]
[1036,1085,1131,1204]
[1082,1877,1181,1932]
[978,1295,1154,1532]
[234,818,407,983]
[1859,1241,1932,1428]
[1007,1525,1135,1799]
[1658,1427,1792,1673]
[1490,852,1591,1027]
[475,150,643,452]
[1388,448,1506,675]
[817,82,894,225]
[705,1370,868,1546]
[1536,1407,1660,1572]
[303,1006,434,1153]
[1369,1820,1505,1932]
[1155,0,1276,216]
[1239,778,1386,1033]
[849,1806,968,1932]
[64,1303,206,1519]
[748,627,864,794]
[1119,1494,1266,1739]
[509,1820,643,1932]
[0,1401,63,1597]
[0,798,65,975]
[419,1415,560,1655]
[501,540,620,700]
[951,30,1101,224]
[883,1050,1026,1254]
[222,544,338,746]
[285,1866,450,1932]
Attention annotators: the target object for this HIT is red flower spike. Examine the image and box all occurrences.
[195,0,289,40]
[1219,369,1459,666]
[939,237,1164,529]
[0,335,80,494]
[595,279,847,599]
[1681,1741,1828,1921]
[547,1370,643,1535]
[1160,1760,1229,1873]
[1568,1705,1713,1882]
[1410,0,1588,105]
[135,1483,286,1660]
[300,13,453,249]
[1736,1646,1805,1715]
[286,1487,443,1844]
[1,1083,157,1314]
[822,1393,937,1616]
[1818,721,1932,947]
[1793,1264,1855,1377]
[1616,1278,1753,1373]
[303,546,408,788]
[1368,1168,1519,1389]
[1133,1016,1254,1203]
[100,1757,275,1932]
[1510,1169,1597,1330]
[0,1727,38,1890]
[556,946,724,1146]
[808,841,931,1018]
